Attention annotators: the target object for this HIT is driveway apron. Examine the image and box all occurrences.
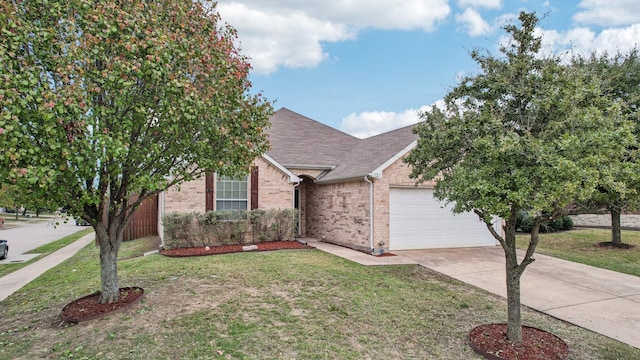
[396,246,640,349]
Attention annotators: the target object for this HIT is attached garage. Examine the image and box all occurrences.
[389,188,498,250]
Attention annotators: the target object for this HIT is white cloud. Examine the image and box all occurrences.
[339,106,432,139]
[457,0,502,9]
[456,8,492,37]
[539,24,640,59]
[342,20,640,139]
[218,3,354,74]
[573,0,640,27]
[216,1,450,74]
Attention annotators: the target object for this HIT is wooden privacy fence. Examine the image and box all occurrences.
[123,195,158,241]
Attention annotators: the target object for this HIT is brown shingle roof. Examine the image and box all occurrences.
[316,123,417,182]
[265,108,359,168]
[266,108,418,182]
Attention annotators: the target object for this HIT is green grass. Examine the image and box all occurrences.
[0,212,62,227]
[0,236,638,359]
[517,228,640,277]
[0,228,94,278]
[117,236,160,259]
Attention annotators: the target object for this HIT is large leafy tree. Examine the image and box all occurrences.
[405,12,635,343]
[0,0,271,302]
[0,184,21,218]
[570,49,640,246]
[0,182,53,218]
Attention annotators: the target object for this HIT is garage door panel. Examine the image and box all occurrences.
[389,188,496,250]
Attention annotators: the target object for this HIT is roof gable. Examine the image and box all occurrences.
[316,123,418,182]
[265,108,418,182]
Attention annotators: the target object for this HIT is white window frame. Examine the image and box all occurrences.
[215,175,248,211]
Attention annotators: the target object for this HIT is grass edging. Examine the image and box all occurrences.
[0,228,93,278]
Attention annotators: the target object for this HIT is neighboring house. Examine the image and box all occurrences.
[159,108,498,251]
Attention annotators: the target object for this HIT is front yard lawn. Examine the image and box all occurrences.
[517,228,640,277]
[0,236,638,359]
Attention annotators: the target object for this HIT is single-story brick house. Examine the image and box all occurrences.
[159,107,498,251]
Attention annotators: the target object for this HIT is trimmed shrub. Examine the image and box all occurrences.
[516,211,574,233]
[198,210,248,246]
[516,210,535,233]
[249,209,269,242]
[250,208,297,242]
[561,216,573,230]
[162,212,202,249]
[162,208,297,249]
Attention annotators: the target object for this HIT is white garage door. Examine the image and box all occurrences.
[389,188,497,250]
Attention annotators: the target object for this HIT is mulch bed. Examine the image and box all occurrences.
[469,324,568,360]
[595,241,636,250]
[61,287,145,324]
[160,240,314,257]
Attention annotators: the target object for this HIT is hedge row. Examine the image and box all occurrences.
[516,210,573,233]
[162,209,297,250]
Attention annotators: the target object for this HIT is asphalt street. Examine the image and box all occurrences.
[0,217,87,262]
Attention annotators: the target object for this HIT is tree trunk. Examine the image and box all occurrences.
[482,209,539,344]
[503,216,523,344]
[611,208,622,245]
[95,222,123,303]
[505,265,522,342]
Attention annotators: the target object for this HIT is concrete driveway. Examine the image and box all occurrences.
[0,219,88,263]
[396,246,640,349]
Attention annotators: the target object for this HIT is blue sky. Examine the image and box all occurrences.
[216,0,640,138]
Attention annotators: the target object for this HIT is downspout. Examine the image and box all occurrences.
[158,191,165,249]
[364,176,374,252]
[292,179,301,237]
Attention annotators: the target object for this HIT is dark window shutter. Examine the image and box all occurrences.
[250,166,258,210]
[205,172,214,211]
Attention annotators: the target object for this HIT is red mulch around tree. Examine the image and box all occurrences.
[596,241,636,250]
[60,242,313,323]
[160,240,314,257]
[61,287,145,324]
[469,324,569,360]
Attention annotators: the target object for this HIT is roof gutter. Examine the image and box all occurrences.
[315,173,381,185]
[261,154,301,183]
[280,164,335,171]
[293,179,302,236]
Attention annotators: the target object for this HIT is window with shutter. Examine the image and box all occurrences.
[216,176,248,211]
[205,172,214,211]
[251,166,258,209]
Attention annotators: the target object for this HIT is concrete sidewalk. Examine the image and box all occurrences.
[0,232,94,302]
[306,238,417,266]
[305,239,640,349]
